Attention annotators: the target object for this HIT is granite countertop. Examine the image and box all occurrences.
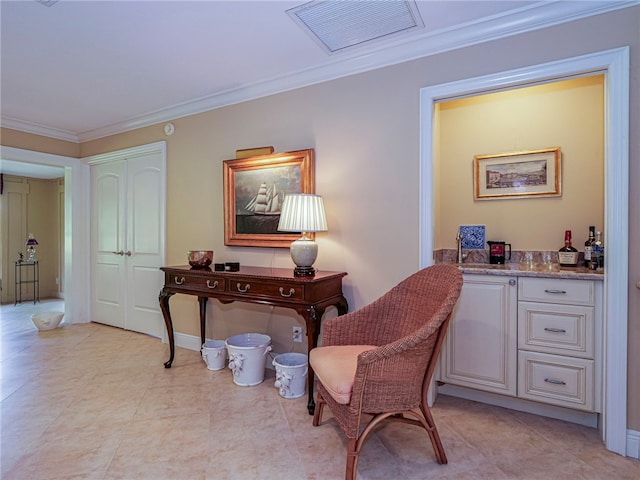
[452,262,604,281]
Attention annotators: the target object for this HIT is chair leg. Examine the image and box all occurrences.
[312,393,326,426]
[421,403,448,464]
[345,438,358,480]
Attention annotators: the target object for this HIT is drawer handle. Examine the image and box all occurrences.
[544,378,567,385]
[279,287,295,298]
[206,280,218,289]
[544,289,567,294]
[236,283,250,293]
[174,276,185,285]
[544,327,567,333]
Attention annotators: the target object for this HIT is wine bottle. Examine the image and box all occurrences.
[592,231,604,271]
[584,226,595,267]
[558,230,579,267]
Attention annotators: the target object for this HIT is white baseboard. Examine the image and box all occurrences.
[174,331,202,352]
[627,429,640,459]
[437,384,598,428]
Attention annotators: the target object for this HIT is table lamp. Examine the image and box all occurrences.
[25,233,38,262]
[277,194,327,276]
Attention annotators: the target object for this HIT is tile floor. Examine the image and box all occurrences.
[1,299,639,480]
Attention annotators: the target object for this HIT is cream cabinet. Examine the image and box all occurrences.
[438,273,602,417]
[439,274,518,397]
[517,277,598,412]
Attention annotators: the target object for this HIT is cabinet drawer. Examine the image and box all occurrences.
[518,351,594,411]
[518,302,594,358]
[166,273,225,292]
[518,278,594,306]
[226,278,305,301]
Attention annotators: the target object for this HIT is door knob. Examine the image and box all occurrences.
[111,250,124,256]
[125,250,132,256]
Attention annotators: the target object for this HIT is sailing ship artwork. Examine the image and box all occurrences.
[245,182,281,215]
[234,164,301,235]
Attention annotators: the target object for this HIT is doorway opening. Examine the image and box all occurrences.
[0,146,91,325]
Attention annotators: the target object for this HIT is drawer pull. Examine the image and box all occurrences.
[544,289,567,294]
[174,276,185,285]
[544,378,567,385]
[279,287,295,298]
[206,280,218,289]
[236,283,250,293]
[544,327,567,333]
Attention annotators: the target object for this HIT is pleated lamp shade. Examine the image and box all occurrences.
[278,194,327,276]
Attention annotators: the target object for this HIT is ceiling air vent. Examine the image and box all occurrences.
[287,0,424,55]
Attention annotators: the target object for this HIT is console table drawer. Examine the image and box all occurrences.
[227,279,305,300]
[518,351,594,411]
[166,273,225,293]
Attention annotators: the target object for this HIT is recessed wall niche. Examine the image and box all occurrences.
[435,75,604,252]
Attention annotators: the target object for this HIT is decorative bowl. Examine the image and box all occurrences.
[188,250,213,268]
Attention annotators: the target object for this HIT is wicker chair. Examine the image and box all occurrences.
[310,264,463,480]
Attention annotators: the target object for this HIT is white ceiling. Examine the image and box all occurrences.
[0,1,635,176]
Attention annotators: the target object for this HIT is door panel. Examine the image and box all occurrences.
[92,162,126,328]
[93,263,124,327]
[125,153,164,337]
[440,275,518,396]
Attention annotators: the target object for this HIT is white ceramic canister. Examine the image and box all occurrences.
[273,352,308,399]
[225,333,272,386]
[201,339,227,370]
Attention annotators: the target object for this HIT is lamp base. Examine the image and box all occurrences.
[293,266,316,277]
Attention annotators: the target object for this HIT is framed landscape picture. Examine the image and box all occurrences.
[223,149,315,247]
[474,147,561,200]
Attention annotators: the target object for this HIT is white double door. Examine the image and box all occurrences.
[90,144,166,337]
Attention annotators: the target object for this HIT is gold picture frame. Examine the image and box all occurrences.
[223,149,315,247]
[474,147,561,200]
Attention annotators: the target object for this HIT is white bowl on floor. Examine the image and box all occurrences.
[31,312,64,331]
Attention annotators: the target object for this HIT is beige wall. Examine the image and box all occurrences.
[26,177,62,298]
[1,128,80,158]
[436,75,604,251]
[4,8,639,429]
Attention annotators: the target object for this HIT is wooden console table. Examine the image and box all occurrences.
[159,265,348,414]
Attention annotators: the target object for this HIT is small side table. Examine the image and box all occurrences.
[15,261,39,305]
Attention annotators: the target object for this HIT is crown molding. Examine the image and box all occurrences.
[1,116,79,143]
[4,1,637,143]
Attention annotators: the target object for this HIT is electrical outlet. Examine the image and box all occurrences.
[292,326,303,343]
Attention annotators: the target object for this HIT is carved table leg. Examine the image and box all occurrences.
[335,296,349,317]
[159,289,176,368]
[301,306,323,415]
[198,296,209,347]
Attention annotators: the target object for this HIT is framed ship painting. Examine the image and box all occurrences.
[223,149,315,247]
[473,147,561,200]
